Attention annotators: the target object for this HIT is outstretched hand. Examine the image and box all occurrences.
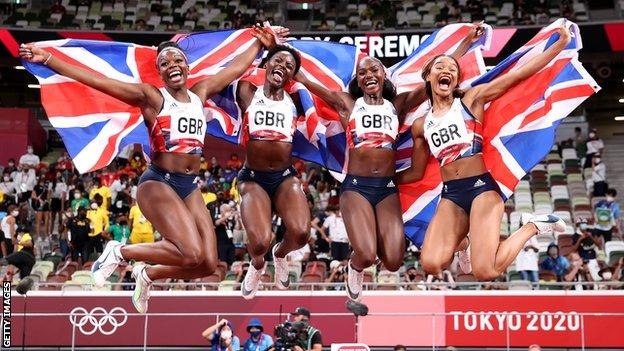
[252,24,277,49]
[557,22,572,46]
[272,26,291,41]
[18,43,50,63]
[468,22,485,43]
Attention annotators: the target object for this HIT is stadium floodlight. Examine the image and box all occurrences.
[619,98,624,103]
[615,116,624,121]
[14,66,25,70]
[27,84,40,89]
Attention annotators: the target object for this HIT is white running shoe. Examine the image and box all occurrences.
[522,213,566,234]
[457,247,472,274]
[92,240,124,288]
[131,264,152,314]
[272,244,290,290]
[241,264,262,300]
[346,260,364,302]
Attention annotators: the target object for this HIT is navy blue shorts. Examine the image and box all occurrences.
[237,166,298,199]
[340,174,398,207]
[138,165,200,200]
[441,172,503,214]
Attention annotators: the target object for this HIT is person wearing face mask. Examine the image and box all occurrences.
[66,207,91,263]
[85,194,109,257]
[583,128,604,169]
[591,154,607,196]
[564,252,594,290]
[70,188,90,215]
[108,214,130,245]
[594,188,621,243]
[13,166,36,203]
[596,258,623,290]
[540,243,571,282]
[18,145,40,171]
[201,185,218,206]
[89,177,112,211]
[109,174,129,204]
[1,205,18,257]
[571,219,601,262]
[4,158,17,175]
[59,208,74,258]
[515,234,539,285]
[129,198,154,244]
[202,319,240,351]
[0,228,35,278]
[50,172,67,236]
[0,173,16,202]
[31,177,51,237]
[129,152,147,173]
[243,318,273,351]
[199,155,209,172]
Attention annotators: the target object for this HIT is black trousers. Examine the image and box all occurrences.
[6,250,36,278]
[330,242,350,261]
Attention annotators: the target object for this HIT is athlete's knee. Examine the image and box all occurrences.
[248,235,271,258]
[353,248,376,269]
[421,254,444,275]
[383,256,403,272]
[471,265,501,281]
[197,256,217,277]
[179,247,203,269]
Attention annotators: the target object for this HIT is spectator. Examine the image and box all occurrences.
[325,260,346,288]
[134,19,147,31]
[0,228,35,278]
[19,145,39,171]
[49,0,66,14]
[1,205,18,257]
[584,128,603,169]
[287,239,311,263]
[516,235,539,284]
[70,188,89,214]
[129,152,146,172]
[426,270,456,290]
[322,206,350,261]
[573,127,587,158]
[212,203,238,265]
[89,177,112,210]
[67,206,91,262]
[59,208,73,257]
[394,345,406,351]
[528,345,541,351]
[202,319,240,351]
[565,252,593,290]
[4,158,17,175]
[404,264,424,290]
[110,173,128,203]
[109,214,130,244]
[201,185,218,205]
[0,173,16,203]
[289,307,322,351]
[56,151,74,175]
[129,199,154,244]
[591,154,607,196]
[374,21,385,30]
[111,189,131,216]
[243,318,273,351]
[571,219,601,261]
[85,194,109,257]
[596,258,623,290]
[50,171,67,235]
[31,176,50,237]
[540,243,570,281]
[594,189,621,243]
[226,153,242,170]
[13,167,36,203]
[209,156,222,176]
[310,212,330,261]
[317,20,330,30]
[185,6,199,21]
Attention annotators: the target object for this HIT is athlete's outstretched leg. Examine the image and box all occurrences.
[420,199,468,275]
[374,194,405,272]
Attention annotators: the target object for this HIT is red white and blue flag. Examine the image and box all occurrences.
[399,19,600,246]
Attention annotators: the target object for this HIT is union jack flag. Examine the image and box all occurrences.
[399,19,600,246]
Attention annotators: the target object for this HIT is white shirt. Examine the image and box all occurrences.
[19,153,40,167]
[13,171,36,193]
[592,163,606,183]
[318,191,330,210]
[110,180,125,202]
[586,139,603,154]
[0,181,16,195]
[287,244,310,262]
[515,236,539,271]
[52,182,68,198]
[323,214,349,243]
[1,216,16,240]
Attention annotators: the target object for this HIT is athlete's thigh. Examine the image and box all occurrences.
[274,177,310,232]
[136,181,201,248]
[468,191,504,268]
[183,189,218,262]
[340,191,377,254]
[421,198,469,267]
[374,194,405,260]
[238,181,272,239]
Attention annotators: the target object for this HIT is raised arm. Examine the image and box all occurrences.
[396,120,430,184]
[19,44,161,110]
[294,71,354,127]
[191,25,276,102]
[449,23,484,61]
[393,83,427,121]
[465,24,571,105]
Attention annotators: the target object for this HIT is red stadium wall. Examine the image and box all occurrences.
[6,291,624,348]
[0,108,46,165]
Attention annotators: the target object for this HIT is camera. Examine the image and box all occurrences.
[271,321,308,351]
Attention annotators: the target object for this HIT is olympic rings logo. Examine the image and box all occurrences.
[69,307,128,336]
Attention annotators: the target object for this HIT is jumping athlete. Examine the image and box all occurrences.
[294,25,484,301]
[19,26,277,312]
[397,25,571,281]
[236,45,310,299]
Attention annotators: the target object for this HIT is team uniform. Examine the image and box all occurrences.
[237,89,299,198]
[138,87,204,199]
[340,97,399,206]
[423,98,501,214]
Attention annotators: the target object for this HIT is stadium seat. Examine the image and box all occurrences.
[63,280,88,291]
[605,241,624,265]
[508,280,532,290]
[218,281,238,291]
[539,270,557,282]
[376,271,399,290]
[72,270,94,284]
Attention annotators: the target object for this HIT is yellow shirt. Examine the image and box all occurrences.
[201,192,217,205]
[87,207,109,237]
[18,233,32,252]
[129,205,154,234]
[89,186,112,209]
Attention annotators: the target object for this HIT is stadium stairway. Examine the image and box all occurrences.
[603,136,624,208]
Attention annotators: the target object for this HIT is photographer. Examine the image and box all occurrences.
[243,318,273,351]
[202,319,240,351]
[290,307,322,351]
[325,260,346,290]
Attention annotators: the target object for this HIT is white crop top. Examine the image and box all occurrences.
[347,97,399,149]
[245,88,298,143]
